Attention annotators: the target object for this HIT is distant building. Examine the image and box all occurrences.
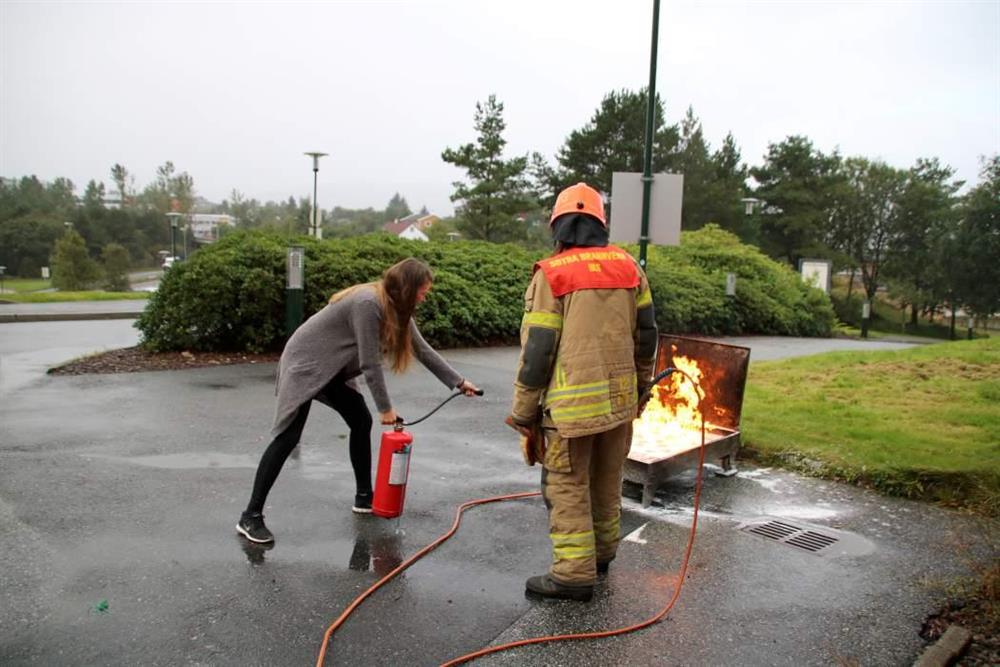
[188,214,237,243]
[382,212,437,242]
[100,190,124,209]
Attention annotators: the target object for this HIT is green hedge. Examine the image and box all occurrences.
[639,225,835,337]
[136,225,834,352]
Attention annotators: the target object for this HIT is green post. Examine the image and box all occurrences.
[286,246,305,336]
[639,0,661,269]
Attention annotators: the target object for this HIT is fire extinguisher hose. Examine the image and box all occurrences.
[399,388,485,427]
[316,369,705,667]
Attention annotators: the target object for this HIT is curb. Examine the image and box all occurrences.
[913,625,972,667]
[0,312,143,323]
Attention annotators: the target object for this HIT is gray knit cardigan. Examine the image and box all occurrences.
[270,286,463,437]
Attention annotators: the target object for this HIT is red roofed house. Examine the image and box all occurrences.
[382,213,439,242]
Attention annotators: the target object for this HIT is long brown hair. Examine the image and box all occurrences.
[329,258,433,373]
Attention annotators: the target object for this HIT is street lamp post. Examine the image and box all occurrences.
[304,151,328,239]
[166,212,182,265]
[638,0,661,269]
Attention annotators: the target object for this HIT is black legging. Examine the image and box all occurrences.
[246,376,373,514]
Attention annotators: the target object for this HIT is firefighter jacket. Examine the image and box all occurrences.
[511,245,658,438]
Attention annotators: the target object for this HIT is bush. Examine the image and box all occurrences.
[101,243,131,291]
[639,225,835,336]
[137,231,539,352]
[51,230,101,290]
[137,226,834,352]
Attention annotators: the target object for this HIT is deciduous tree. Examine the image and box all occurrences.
[750,135,842,265]
[953,155,1000,319]
[831,157,908,305]
[882,158,962,326]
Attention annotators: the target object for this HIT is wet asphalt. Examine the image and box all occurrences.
[1,327,996,666]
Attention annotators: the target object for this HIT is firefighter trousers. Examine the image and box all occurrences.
[541,421,632,585]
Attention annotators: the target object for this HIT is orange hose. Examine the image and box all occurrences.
[439,420,705,666]
[315,422,707,667]
[315,490,542,667]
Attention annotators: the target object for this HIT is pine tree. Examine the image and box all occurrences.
[51,229,100,290]
[442,95,535,242]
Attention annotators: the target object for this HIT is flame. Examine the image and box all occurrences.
[630,347,720,461]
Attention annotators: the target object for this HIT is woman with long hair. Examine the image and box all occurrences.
[237,258,480,544]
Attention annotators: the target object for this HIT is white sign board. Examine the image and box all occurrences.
[609,172,684,247]
[41,267,50,279]
[799,259,832,294]
[286,247,305,290]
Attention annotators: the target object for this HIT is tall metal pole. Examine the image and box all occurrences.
[639,0,661,269]
[311,169,318,236]
[304,151,327,238]
[166,213,181,263]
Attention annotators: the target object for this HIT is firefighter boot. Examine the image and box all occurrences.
[525,574,593,602]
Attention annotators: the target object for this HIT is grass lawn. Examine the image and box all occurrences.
[1,277,53,293]
[2,290,150,302]
[1,277,150,302]
[742,337,1000,515]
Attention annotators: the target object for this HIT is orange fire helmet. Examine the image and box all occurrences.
[549,182,606,227]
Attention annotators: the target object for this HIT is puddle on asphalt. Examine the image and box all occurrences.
[189,382,238,390]
[84,452,259,469]
[239,526,407,573]
[83,446,342,478]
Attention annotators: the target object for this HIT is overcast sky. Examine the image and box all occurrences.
[1,1,997,216]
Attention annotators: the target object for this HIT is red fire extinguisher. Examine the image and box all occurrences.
[372,422,414,519]
[370,388,484,519]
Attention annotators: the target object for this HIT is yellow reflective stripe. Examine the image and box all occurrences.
[547,387,607,404]
[551,531,595,560]
[637,288,653,308]
[550,399,613,420]
[556,545,596,559]
[547,379,609,402]
[522,311,563,329]
[555,361,567,388]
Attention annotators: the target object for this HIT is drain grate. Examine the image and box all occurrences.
[742,520,840,555]
[747,520,799,541]
[787,530,838,552]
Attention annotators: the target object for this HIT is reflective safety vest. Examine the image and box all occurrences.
[515,245,649,438]
[535,245,640,297]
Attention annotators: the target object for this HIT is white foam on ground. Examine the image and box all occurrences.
[736,468,783,493]
[762,505,840,521]
[623,522,649,544]
[624,498,732,527]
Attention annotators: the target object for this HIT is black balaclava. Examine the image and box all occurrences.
[550,212,609,249]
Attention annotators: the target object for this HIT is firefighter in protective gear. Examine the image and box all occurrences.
[508,182,658,602]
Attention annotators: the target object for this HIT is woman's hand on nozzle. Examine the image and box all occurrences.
[458,380,482,397]
[380,408,399,425]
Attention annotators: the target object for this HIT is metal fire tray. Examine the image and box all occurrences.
[624,426,741,507]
